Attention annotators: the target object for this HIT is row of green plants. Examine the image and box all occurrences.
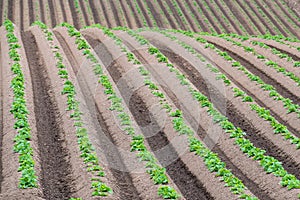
[141,0,158,27]
[132,0,148,26]
[133,27,300,193]
[250,40,300,67]
[170,0,189,26]
[216,0,249,34]
[61,22,181,199]
[4,19,38,189]
[251,0,282,35]
[32,21,112,197]
[258,0,297,38]
[205,34,300,86]
[109,26,258,199]
[197,32,300,119]
[202,0,226,33]
[278,0,300,27]
[192,0,215,33]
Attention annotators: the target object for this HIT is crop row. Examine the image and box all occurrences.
[212,34,300,84]
[61,22,181,199]
[106,26,258,199]
[136,27,300,193]
[4,19,38,189]
[32,21,112,197]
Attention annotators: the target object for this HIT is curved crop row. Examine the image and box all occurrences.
[135,27,300,193]
[104,25,259,199]
[60,22,180,199]
[4,19,38,189]
[158,29,300,149]
[32,21,112,197]
[213,34,300,83]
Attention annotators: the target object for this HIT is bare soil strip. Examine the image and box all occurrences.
[88,0,100,24]
[59,0,67,22]
[136,0,153,27]
[243,0,277,35]
[203,0,230,33]
[55,30,145,200]
[165,0,187,30]
[118,0,133,28]
[253,0,289,37]
[145,1,163,28]
[263,0,299,38]
[22,30,73,200]
[100,0,115,28]
[67,0,79,29]
[47,0,57,27]
[84,30,217,200]
[39,0,46,24]
[121,32,274,199]
[141,31,300,199]
[0,0,2,26]
[28,0,34,25]
[194,0,221,33]
[0,31,3,194]
[7,0,13,22]
[109,0,122,26]
[156,0,178,29]
[78,0,90,26]
[185,1,209,32]
[275,0,300,27]
[214,0,243,35]
[205,38,300,105]
[233,0,264,35]
[125,0,142,27]
[175,0,198,32]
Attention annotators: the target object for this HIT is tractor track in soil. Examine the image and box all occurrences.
[123,33,272,199]
[22,30,73,200]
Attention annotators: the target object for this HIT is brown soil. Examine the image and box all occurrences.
[194,0,221,34]
[240,39,300,77]
[78,0,90,26]
[174,0,198,32]
[140,30,300,199]
[22,30,73,200]
[116,30,257,200]
[47,0,56,27]
[234,0,265,35]
[67,0,80,29]
[214,0,243,35]
[203,36,300,105]
[244,0,277,35]
[185,0,209,32]
[156,0,178,29]
[109,0,122,27]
